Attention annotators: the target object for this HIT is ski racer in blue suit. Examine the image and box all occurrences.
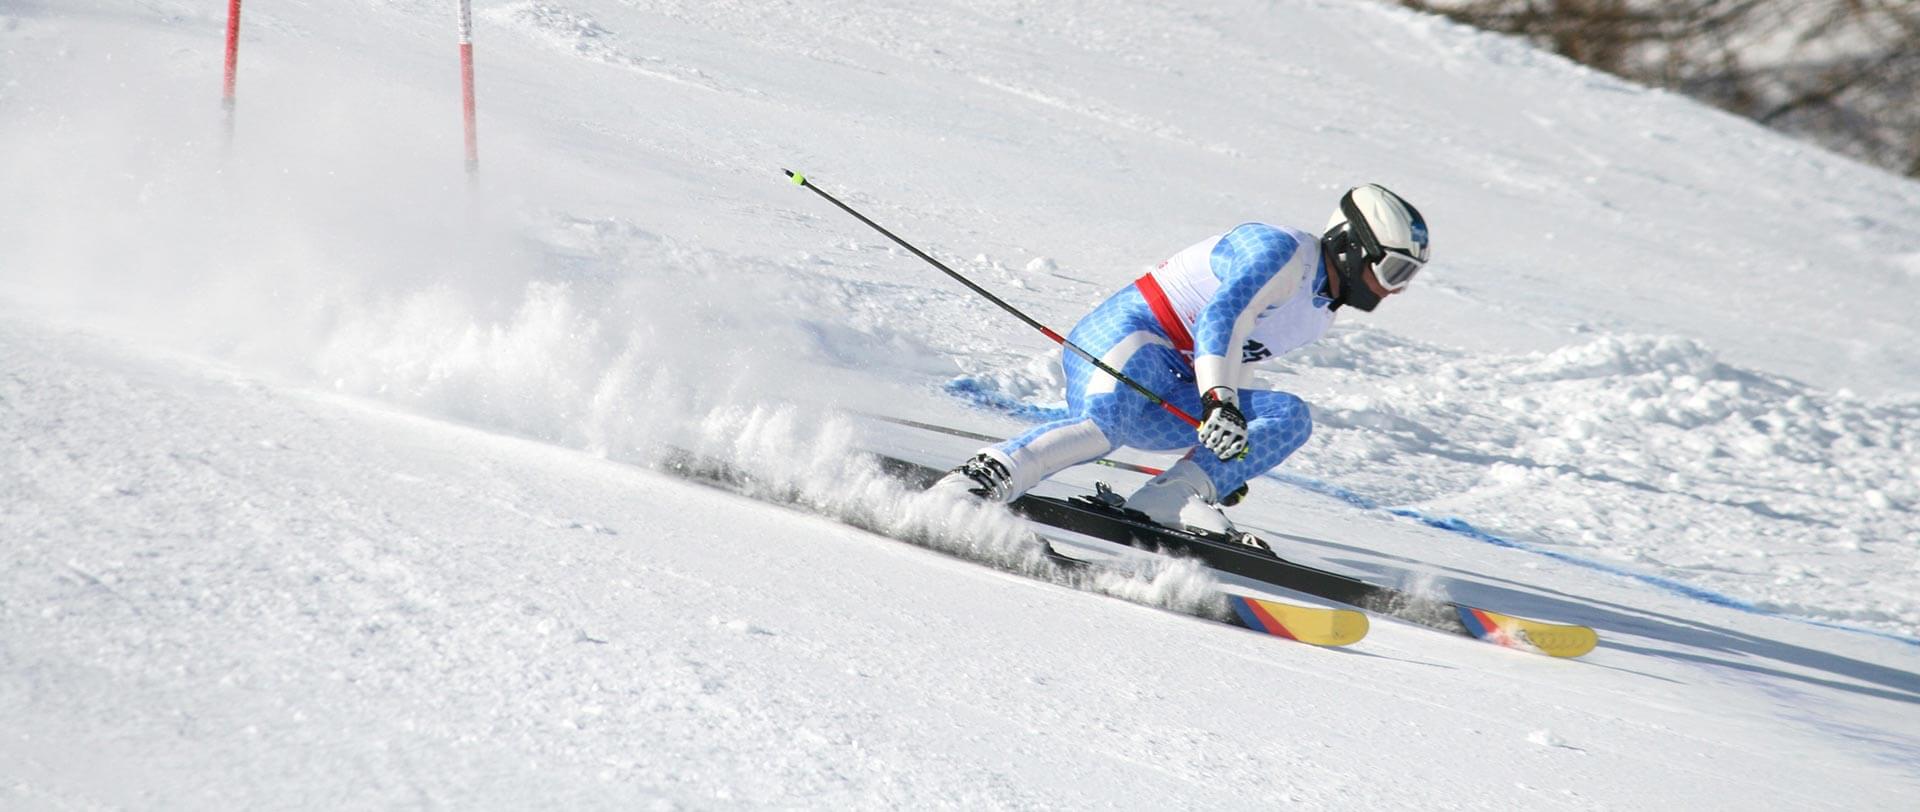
[938,184,1432,535]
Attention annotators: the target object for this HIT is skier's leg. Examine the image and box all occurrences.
[1072,342,1203,453]
[1188,389,1312,497]
[940,286,1159,502]
[962,336,1192,501]
[1063,289,1205,453]
[1124,389,1308,533]
[963,417,1113,499]
[985,329,1203,497]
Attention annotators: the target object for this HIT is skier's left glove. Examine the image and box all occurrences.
[1197,387,1248,461]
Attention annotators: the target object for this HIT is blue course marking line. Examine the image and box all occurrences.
[949,387,1920,648]
[944,378,1070,423]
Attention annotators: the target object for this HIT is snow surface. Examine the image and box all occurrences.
[4,0,1919,807]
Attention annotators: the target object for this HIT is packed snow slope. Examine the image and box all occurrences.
[4,0,1919,808]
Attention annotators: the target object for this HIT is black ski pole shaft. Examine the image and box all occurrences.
[783,169,1200,428]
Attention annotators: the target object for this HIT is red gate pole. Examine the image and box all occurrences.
[223,0,243,143]
[458,0,479,174]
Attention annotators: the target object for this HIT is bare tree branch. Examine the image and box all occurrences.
[1386,0,1920,178]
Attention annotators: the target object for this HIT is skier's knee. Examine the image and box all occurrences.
[1248,393,1312,460]
[1255,391,1312,432]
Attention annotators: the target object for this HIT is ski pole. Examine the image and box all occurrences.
[783,169,1201,428]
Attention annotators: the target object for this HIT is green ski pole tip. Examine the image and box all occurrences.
[788,171,806,186]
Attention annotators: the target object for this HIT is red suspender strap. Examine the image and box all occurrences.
[1133,273,1195,356]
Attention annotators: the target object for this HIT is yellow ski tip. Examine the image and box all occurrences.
[1458,606,1598,658]
[1230,595,1370,647]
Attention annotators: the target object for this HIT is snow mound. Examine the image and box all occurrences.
[1302,332,1920,636]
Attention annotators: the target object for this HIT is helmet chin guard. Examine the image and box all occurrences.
[1320,226,1380,312]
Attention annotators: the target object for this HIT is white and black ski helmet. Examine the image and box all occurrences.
[1321,184,1430,311]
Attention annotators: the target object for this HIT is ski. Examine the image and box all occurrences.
[657,449,1368,648]
[1040,542,1369,646]
[875,454,1597,658]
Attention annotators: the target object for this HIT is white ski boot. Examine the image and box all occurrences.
[932,450,1016,503]
[1123,457,1236,535]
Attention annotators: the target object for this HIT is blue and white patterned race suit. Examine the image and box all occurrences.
[983,223,1337,500]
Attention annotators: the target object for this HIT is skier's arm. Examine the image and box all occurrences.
[1191,223,1302,401]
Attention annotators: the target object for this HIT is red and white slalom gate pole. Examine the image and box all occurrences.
[458,0,479,174]
[223,0,243,141]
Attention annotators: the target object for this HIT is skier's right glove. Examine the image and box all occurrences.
[1197,387,1249,461]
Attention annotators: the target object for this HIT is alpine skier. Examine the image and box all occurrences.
[935,184,1431,535]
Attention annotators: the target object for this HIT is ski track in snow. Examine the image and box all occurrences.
[4,0,1920,807]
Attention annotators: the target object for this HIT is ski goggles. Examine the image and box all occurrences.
[1339,191,1426,292]
[1370,250,1425,292]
